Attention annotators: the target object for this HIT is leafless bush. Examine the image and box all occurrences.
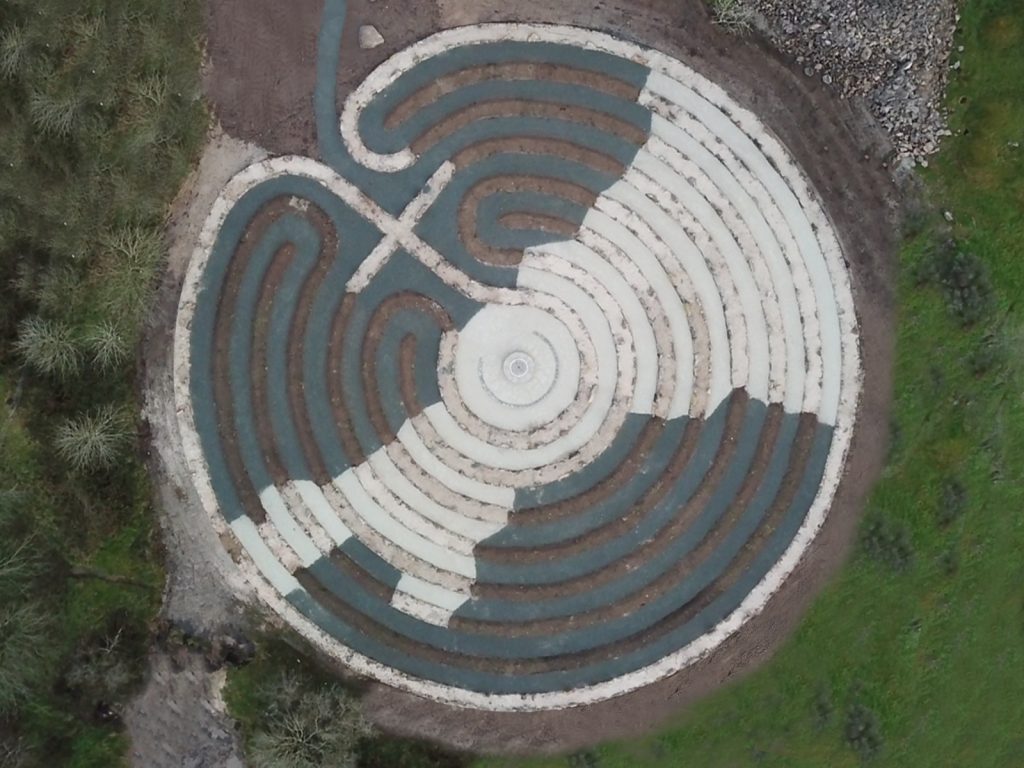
[248,672,371,768]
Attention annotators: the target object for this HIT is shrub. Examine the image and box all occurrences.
[0,732,30,768]
[84,321,133,371]
[247,672,371,768]
[0,602,53,714]
[966,329,1002,376]
[0,26,30,80]
[0,540,41,603]
[940,250,992,325]
[860,513,913,571]
[32,263,85,318]
[937,477,967,527]
[938,546,959,576]
[28,87,83,138]
[97,226,166,324]
[568,751,602,768]
[920,239,993,326]
[14,316,81,379]
[812,686,834,730]
[54,406,133,472]
[886,418,903,465]
[65,619,146,706]
[709,0,755,33]
[844,703,883,760]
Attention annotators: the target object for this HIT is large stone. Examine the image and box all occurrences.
[359,24,384,49]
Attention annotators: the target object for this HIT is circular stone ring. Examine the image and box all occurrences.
[175,22,861,711]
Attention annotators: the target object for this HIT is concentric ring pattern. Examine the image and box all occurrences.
[175,24,861,710]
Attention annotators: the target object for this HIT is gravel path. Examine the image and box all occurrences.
[126,127,265,768]
[746,0,959,160]
[123,651,244,768]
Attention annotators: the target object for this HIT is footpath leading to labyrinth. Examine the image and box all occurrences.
[137,0,900,756]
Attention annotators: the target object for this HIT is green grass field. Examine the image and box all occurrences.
[480,1,1024,766]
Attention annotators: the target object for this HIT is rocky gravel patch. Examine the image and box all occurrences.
[124,648,244,768]
[745,0,959,160]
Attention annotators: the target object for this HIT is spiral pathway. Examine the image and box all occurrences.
[175,22,860,710]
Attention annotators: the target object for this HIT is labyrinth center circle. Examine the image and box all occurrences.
[176,23,862,711]
[503,353,533,383]
[450,303,579,429]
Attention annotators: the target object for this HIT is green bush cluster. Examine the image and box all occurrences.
[843,703,883,761]
[1,0,204,469]
[917,238,994,326]
[248,672,371,768]
[227,634,472,768]
[0,0,205,763]
[860,512,914,571]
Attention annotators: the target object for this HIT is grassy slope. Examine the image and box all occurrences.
[481,1,1024,765]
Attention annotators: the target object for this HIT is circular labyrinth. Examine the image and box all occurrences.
[176,24,860,709]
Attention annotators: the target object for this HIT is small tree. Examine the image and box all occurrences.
[0,602,52,714]
[14,316,81,379]
[0,540,40,603]
[54,406,133,472]
[65,625,141,705]
[248,672,371,768]
[0,731,30,768]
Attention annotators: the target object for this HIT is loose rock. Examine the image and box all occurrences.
[359,24,385,49]
[745,0,958,159]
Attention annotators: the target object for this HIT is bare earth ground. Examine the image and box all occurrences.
[123,652,244,768]
[126,129,265,768]
[131,0,901,761]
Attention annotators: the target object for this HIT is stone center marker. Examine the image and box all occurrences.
[173,4,861,711]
